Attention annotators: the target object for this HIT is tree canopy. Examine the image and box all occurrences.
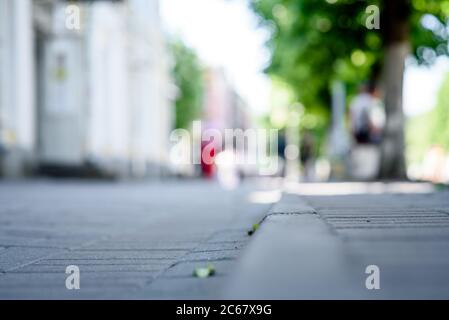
[251,0,449,113]
[407,72,449,164]
[169,39,204,130]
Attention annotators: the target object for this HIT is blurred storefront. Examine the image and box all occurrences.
[0,0,174,178]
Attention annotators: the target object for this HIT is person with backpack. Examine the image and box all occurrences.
[349,82,385,145]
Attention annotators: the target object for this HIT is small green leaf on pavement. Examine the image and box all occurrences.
[247,223,260,236]
[193,264,216,278]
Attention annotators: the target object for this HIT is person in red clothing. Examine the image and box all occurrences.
[200,139,216,178]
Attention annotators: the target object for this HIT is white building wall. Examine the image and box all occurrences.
[86,3,129,172]
[40,37,86,164]
[127,0,173,176]
[0,0,35,177]
[0,0,12,146]
[12,0,35,151]
[38,2,86,165]
[0,0,173,177]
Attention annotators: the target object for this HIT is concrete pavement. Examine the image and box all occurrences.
[226,182,449,299]
[2,179,449,299]
[0,179,276,299]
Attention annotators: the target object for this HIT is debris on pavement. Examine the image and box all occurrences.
[247,223,260,236]
[193,264,216,278]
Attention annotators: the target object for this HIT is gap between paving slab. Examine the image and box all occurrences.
[224,193,373,299]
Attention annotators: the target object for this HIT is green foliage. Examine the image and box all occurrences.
[406,110,434,164]
[429,74,449,150]
[247,223,260,236]
[407,72,449,164]
[169,39,204,129]
[252,0,380,111]
[193,264,215,278]
[251,0,449,118]
[410,0,449,65]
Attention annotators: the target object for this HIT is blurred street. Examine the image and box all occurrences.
[0,178,275,299]
[2,179,449,299]
[1,0,449,302]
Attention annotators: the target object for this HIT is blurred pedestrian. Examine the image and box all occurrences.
[349,82,385,144]
[300,131,315,180]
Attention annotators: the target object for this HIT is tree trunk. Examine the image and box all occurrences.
[378,42,409,179]
[378,0,411,180]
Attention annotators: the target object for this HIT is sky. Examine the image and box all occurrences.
[160,0,449,118]
[160,0,271,115]
[403,56,449,117]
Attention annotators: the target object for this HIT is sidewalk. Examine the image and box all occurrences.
[2,180,448,299]
[226,182,449,299]
[0,179,275,299]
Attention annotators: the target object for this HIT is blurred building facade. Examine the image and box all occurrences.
[203,68,250,132]
[0,0,173,178]
[200,68,257,177]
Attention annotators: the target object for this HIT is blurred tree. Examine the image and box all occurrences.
[407,72,449,165]
[429,73,449,151]
[251,0,449,179]
[169,39,204,129]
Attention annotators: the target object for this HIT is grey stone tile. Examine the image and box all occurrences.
[0,247,64,272]
[182,250,240,262]
[50,250,187,261]
[0,179,272,299]
[193,241,246,252]
[206,229,249,243]
[161,260,236,278]
[11,264,166,274]
[34,258,173,266]
[81,240,198,251]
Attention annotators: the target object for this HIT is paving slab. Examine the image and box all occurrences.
[0,247,65,272]
[225,184,449,299]
[0,179,275,299]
